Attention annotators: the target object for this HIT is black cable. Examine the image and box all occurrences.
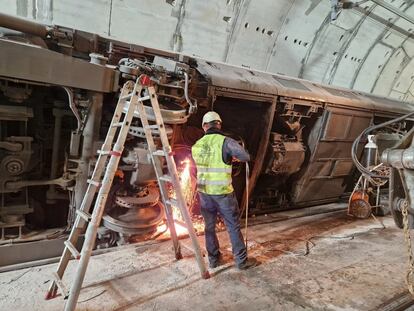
[351,110,414,178]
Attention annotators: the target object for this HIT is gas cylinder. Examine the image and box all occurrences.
[364,135,378,167]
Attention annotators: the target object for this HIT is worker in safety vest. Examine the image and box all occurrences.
[192,111,257,270]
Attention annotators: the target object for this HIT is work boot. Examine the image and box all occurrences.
[209,254,224,269]
[237,257,258,270]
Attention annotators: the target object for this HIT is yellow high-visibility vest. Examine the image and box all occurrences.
[192,134,233,195]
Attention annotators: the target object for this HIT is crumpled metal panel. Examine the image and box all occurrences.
[196,58,280,95]
[196,58,414,115]
[196,58,330,103]
[0,39,117,92]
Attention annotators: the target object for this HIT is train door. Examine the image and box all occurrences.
[211,90,276,206]
[292,106,372,205]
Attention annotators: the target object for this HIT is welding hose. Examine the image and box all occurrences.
[351,110,414,179]
[244,162,250,252]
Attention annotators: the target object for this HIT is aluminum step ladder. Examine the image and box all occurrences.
[136,85,209,280]
[45,78,209,311]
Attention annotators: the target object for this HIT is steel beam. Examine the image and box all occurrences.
[0,12,50,38]
[0,39,117,92]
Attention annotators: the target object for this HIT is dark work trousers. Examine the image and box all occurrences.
[198,191,247,266]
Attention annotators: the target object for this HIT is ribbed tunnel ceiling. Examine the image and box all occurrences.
[1,0,414,102]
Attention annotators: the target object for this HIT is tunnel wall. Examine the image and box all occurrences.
[1,0,413,102]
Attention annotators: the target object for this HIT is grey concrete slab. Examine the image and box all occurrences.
[0,211,410,310]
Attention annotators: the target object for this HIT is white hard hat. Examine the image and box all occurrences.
[202,111,222,125]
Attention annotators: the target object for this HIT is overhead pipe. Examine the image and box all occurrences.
[346,0,414,25]
[370,0,414,25]
[0,12,50,37]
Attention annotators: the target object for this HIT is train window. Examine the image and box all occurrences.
[272,76,311,92]
[323,112,371,141]
[324,113,352,140]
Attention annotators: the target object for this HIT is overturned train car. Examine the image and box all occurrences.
[0,13,413,243]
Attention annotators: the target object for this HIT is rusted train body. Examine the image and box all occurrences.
[0,13,413,243]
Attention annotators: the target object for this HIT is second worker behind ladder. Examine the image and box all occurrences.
[191,111,257,270]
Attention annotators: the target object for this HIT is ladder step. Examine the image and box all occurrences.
[138,95,150,102]
[97,150,122,157]
[152,150,166,157]
[144,125,159,130]
[159,175,173,183]
[87,179,101,187]
[120,94,132,100]
[52,272,69,298]
[97,149,110,155]
[64,241,81,260]
[76,209,91,222]
[112,122,124,128]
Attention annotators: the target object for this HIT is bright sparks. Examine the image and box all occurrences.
[157,157,204,237]
[170,158,194,235]
[180,158,193,205]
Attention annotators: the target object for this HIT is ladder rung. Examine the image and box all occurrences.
[166,198,179,207]
[76,209,91,222]
[97,149,110,155]
[87,179,101,187]
[138,95,150,102]
[64,241,81,260]
[112,122,124,128]
[97,150,122,157]
[145,125,159,130]
[153,150,166,157]
[159,175,173,183]
[120,94,132,100]
[52,272,69,298]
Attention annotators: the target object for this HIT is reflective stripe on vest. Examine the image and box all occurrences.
[196,167,233,173]
[196,179,232,185]
[192,134,233,195]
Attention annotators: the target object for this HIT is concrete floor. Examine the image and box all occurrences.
[0,208,411,311]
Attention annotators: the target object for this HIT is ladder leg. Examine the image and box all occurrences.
[163,201,182,259]
[136,101,183,259]
[179,206,210,278]
[169,161,210,279]
[154,160,182,259]
[46,225,84,299]
[144,87,209,279]
[64,196,106,311]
